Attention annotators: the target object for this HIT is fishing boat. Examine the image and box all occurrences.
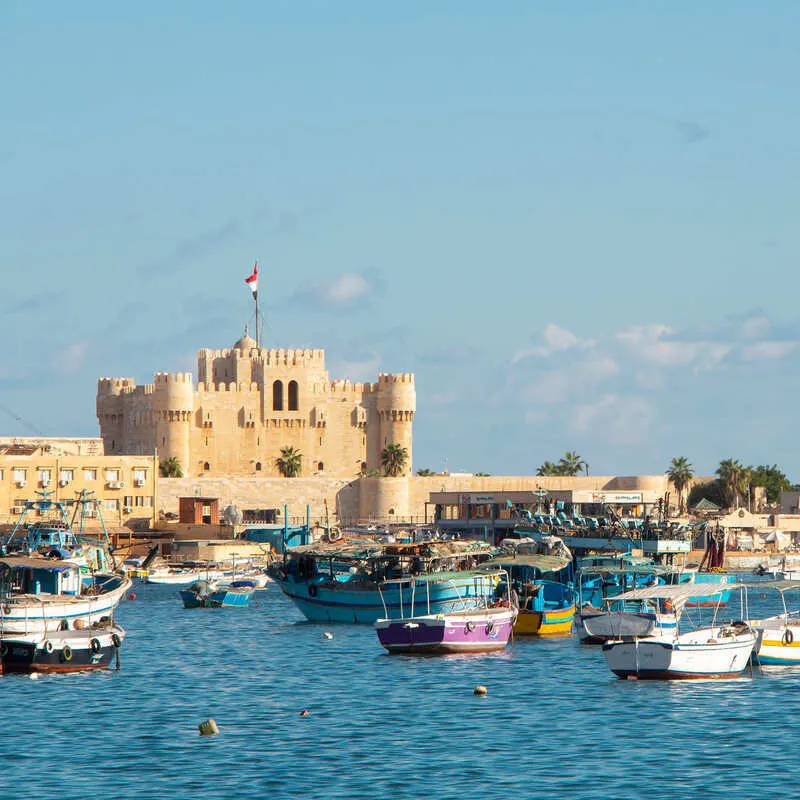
[374,570,516,654]
[602,584,757,680]
[481,553,576,636]
[179,580,254,608]
[0,623,125,674]
[576,565,680,644]
[748,581,800,665]
[0,555,131,634]
[269,538,495,624]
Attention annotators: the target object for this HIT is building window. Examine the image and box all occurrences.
[13,468,26,483]
[317,462,324,472]
[288,380,299,411]
[204,462,210,471]
[361,462,367,473]
[272,380,284,411]
[84,468,97,481]
[60,469,74,484]
[0,469,3,481]
[104,499,118,511]
[105,469,120,482]
[255,462,262,471]
[38,469,52,485]
[133,469,147,484]
[111,439,115,451]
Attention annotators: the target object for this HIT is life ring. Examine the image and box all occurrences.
[44,640,54,654]
[485,620,495,635]
[90,638,101,653]
[308,584,318,598]
[60,645,73,663]
[111,633,122,649]
[465,621,476,633]
[783,629,794,646]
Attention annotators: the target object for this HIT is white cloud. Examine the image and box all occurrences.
[570,394,655,445]
[740,341,799,361]
[53,342,87,376]
[292,272,376,311]
[328,354,381,382]
[511,323,590,364]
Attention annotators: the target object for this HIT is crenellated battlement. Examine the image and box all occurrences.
[197,347,325,366]
[378,373,415,385]
[154,372,194,385]
[97,377,136,395]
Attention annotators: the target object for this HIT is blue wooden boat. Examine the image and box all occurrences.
[179,580,254,608]
[269,539,495,624]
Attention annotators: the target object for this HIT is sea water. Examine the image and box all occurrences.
[1,581,798,800]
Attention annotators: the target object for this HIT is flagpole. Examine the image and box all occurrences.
[254,260,260,349]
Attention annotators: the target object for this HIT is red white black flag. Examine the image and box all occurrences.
[245,262,258,298]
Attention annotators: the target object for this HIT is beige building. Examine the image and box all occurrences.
[96,334,415,480]
[0,442,157,527]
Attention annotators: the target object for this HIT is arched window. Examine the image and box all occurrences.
[288,380,299,411]
[272,380,284,411]
[203,462,210,471]
[317,462,324,472]
[255,462,262,471]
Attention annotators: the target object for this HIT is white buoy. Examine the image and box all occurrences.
[29,673,40,681]
[473,685,487,696]
[198,719,219,736]
[322,632,333,640]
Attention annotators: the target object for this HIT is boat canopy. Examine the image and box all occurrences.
[743,580,800,593]
[481,554,570,572]
[610,583,739,603]
[286,539,492,561]
[378,569,505,586]
[0,555,79,573]
[578,565,682,576]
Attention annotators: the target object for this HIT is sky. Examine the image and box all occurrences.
[2,2,799,479]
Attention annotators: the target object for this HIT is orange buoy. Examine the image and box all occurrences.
[300,709,310,716]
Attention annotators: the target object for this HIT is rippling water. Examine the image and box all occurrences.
[3,580,800,800]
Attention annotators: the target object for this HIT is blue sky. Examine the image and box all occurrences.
[2,2,799,478]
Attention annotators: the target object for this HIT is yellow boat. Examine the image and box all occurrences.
[482,553,576,637]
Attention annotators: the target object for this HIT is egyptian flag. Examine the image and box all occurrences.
[245,262,258,298]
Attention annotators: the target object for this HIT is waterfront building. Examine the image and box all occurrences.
[96,334,415,480]
[0,442,156,527]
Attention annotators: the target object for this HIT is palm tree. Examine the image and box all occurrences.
[276,446,303,477]
[536,461,561,476]
[558,451,586,477]
[159,457,183,478]
[416,468,435,477]
[716,458,750,509]
[380,444,408,477]
[666,457,694,514]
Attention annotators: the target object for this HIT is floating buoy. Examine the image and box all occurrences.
[473,685,487,696]
[128,592,137,601]
[29,673,40,681]
[322,632,333,640]
[198,719,219,736]
[627,675,639,681]
[300,709,310,716]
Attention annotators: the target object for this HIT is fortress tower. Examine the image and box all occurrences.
[376,373,416,475]
[153,372,194,473]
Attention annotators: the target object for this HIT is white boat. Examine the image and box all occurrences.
[0,555,131,634]
[749,581,800,665]
[145,564,225,585]
[601,584,757,680]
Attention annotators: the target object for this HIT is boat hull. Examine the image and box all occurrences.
[602,628,756,680]
[180,587,254,608]
[752,622,800,665]
[514,603,575,636]
[0,576,132,634]
[274,576,493,624]
[375,609,515,654]
[0,626,124,674]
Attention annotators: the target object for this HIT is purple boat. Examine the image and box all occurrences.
[374,570,517,654]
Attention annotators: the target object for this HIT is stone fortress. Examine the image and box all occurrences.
[96,333,416,480]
